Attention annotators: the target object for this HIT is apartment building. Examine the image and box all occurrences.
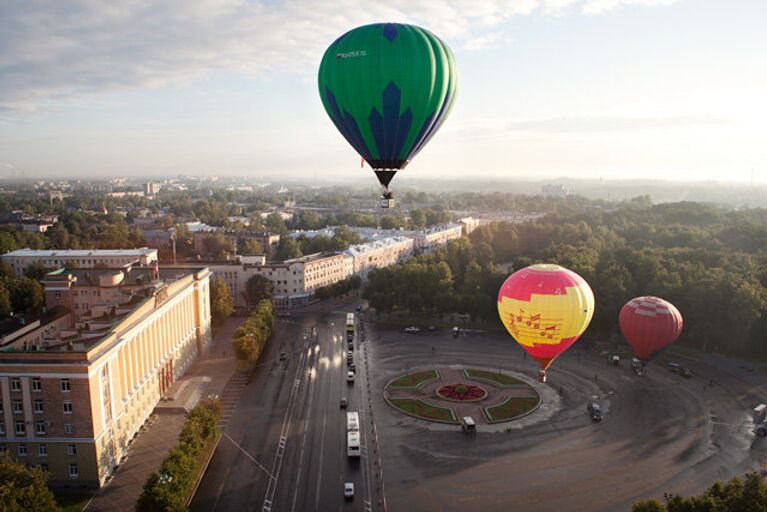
[0,266,211,488]
[344,236,414,280]
[1,248,158,278]
[413,224,463,253]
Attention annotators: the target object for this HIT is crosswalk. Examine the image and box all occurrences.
[217,372,249,429]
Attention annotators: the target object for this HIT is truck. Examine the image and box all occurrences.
[346,313,355,342]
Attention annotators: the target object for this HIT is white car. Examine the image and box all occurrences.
[344,482,354,499]
[347,371,355,383]
[404,326,420,334]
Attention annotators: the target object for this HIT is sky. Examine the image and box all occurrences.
[1,0,765,183]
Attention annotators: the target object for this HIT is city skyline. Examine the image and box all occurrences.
[1,0,765,182]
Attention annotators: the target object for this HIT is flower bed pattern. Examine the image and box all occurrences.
[484,396,541,423]
[464,369,527,387]
[388,398,459,424]
[386,370,440,389]
[436,383,488,402]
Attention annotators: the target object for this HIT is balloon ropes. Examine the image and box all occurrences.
[498,264,595,382]
[318,23,458,208]
[619,296,683,365]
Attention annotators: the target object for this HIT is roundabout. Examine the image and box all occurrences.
[384,367,541,425]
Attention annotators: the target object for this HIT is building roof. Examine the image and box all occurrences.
[344,236,412,257]
[0,305,70,341]
[2,248,157,258]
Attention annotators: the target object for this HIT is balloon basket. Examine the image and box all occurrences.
[538,370,547,383]
[380,197,396,208]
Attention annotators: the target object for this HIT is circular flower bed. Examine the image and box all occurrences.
[436,383,488,402]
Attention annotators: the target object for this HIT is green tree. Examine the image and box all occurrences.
[0,453,61,512]
[210,278,234,325]
[265,213,288,235]
[238,237,263,256]
[202,232,234,260]
[245,275,274,307]
[0,231,17,254]
[10,278,44,316]
[276,238,302,261]
[0,283,10,318]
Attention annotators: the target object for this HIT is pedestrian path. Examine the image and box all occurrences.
[85,318,242,512]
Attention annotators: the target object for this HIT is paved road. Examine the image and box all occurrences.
[191,301,378,512]
[367,324,767,512]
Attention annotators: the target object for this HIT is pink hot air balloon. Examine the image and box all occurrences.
[619,296,683,361]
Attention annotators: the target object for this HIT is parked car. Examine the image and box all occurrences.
[279,352,286,361]
[344,482,355,499]
[668,362,680,371]
[355,305,364,312]
[404,326,420,334]
[608,355,620,366]
[427,325,437,332]
[348,362,356,372]
[340,397,348,409]
[680,367,693,378]
[452,326,461,338]
[587,402,603,422]
[347,371,355,383]
[461,416,476,435]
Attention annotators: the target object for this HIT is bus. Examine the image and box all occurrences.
[347,431,361,457]
[346,411,359,432]
[346,313,355,342]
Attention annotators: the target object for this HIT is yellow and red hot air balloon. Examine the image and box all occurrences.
[497,264,595,382]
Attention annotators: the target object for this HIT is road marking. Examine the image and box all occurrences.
[210,466,231,512]
[290,345,321,512]
[222,432,275,479]
[314,388,329,510]
[261,330,311,512]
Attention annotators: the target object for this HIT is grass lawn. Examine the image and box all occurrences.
[55,493,93,512]
[464,369,526,387]
[484,397,540,422]
[387,370,439,389]
[389,398,458,424]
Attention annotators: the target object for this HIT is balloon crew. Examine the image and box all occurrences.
[619,296,683,375]
[318,23,458,208]
[497,264,595,382]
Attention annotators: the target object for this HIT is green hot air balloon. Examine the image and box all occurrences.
[318,23,458,208]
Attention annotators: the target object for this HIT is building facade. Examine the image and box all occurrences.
[413,224,464,253]
[0,267,211,488]
[344,236,414,280]
[1,248,158,278]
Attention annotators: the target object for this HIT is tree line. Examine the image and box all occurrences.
[364,198,767,358]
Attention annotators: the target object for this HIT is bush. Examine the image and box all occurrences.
[135,399,221,512]
[232,300,274,368]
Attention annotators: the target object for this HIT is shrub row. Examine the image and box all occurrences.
[232,299,275,368]
[135,399,221,512]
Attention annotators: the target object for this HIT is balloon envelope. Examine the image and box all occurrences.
[497,264,595,370]
[619,296,683,360]
[318,23,458,188]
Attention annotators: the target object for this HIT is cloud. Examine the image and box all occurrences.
[0,0,680,115]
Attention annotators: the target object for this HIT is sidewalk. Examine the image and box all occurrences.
[85,317,241,512]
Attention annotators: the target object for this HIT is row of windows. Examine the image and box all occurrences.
[0,445,79,476]
[7,377,71,393]
[0,420,77,436]
[0,398,71,414]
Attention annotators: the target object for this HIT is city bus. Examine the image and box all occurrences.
[346,313,355,342]
[347,431,361,457]
[346,411,359,432]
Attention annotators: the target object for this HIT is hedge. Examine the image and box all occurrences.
[135,399,221,512]
[232,299,275,369]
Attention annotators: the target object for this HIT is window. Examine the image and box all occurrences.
[12,400,22,414]
[18,444,26,456]
[55,291,61,299]
[63,401,72,414]
[15,421,25,435]
[0,401,3,413]
[38,444,47,457]
[67,444,77,456]
[68,463,78,479]
[31,377,42,392]
[73,290,78,297]
[10,378,21,392]
[34,400,43,414]
[64,423,74,435]
[35,421,45,435]
[0,422,4,435]
[61,378,71,392]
